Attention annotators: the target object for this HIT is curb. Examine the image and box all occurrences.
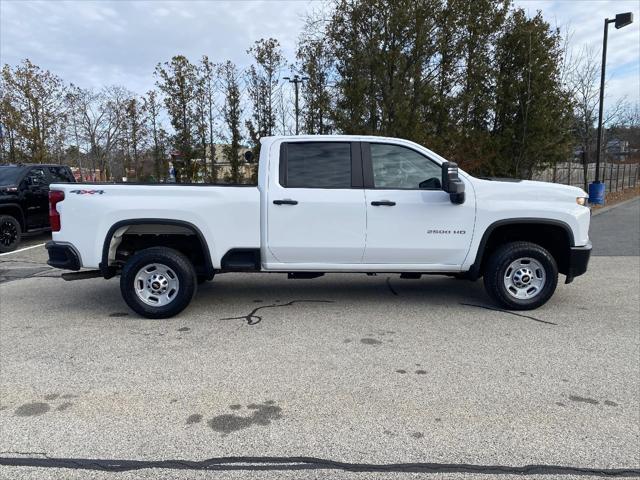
[592,196,639,216]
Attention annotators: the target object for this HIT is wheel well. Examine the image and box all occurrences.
[475,222,572,277]
[101,221,214,279]
[0,205,25,230]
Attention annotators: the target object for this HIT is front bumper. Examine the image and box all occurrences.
[565,241,592,284]
[45,241,81,271]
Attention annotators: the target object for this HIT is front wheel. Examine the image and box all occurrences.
[120,247,197,319]
[483,241,558,310]
[0,215,21,253]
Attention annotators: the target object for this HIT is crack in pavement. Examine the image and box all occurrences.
[460,303,557,325]
[0,455,637,476]
[385,277,399,296]
[219,300,334,325]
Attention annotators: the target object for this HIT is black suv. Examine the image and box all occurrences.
[0,164,76,253]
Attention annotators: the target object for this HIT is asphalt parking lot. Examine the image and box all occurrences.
[0,199,638,480]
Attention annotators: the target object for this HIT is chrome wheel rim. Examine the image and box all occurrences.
[503,257,546,300]
[134,263,180,307]
[0,220,18,247]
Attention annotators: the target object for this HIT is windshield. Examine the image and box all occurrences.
[0,166,25,185]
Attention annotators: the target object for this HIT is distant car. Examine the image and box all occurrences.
[0,164,76,253]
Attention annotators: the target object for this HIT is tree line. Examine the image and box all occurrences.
[1,0,637,183]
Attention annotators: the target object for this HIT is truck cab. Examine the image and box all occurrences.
[46,135,591,318]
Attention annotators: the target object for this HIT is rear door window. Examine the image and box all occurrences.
[283,142,352,188]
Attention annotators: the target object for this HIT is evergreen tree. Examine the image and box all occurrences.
[154,55,197,181]
[491,9,573,178]
[245,38,283,154]
[143,89,164,181]
[221,61,243,183]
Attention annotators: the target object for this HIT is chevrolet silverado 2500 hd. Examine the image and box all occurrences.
[45,136,591,318]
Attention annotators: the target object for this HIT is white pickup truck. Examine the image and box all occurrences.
[46,135,591,318]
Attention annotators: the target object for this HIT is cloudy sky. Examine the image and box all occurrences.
[1,0,638,106]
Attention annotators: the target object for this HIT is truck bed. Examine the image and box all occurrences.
[51,183,260,269]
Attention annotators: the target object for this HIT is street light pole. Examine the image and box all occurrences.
[594,17,611,184]
[283,74,309,135]
[590,12,633,204]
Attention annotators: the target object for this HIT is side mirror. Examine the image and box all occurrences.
[244,150,255,163]
[441,162,465,204]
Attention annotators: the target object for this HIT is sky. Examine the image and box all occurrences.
[1,0,639,108]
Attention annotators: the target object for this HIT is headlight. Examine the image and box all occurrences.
[576,197,588,206]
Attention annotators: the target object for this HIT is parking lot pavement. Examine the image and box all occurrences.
[0,232,51,284]
[591,198,640,256]
[0,202,639,480]
[589,197,640,256]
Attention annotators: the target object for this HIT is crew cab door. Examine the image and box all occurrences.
[22,167,50,228]
[266,141,366,264]
[362,142,475,267]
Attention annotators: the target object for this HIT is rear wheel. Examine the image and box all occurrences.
[483,241,558,310]
[120,247,197,319]
[0,215,21,253]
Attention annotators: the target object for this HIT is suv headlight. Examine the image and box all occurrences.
[576,197,588,206]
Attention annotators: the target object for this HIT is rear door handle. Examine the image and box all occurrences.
[371,200,396,206]
[273,199,298,205]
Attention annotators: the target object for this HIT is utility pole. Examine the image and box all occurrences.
[283,74,308,135]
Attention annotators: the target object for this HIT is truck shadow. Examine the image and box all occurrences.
[198,274,490,312]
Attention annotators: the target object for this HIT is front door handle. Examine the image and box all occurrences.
[371,200,396,206]
[273,199,298,205]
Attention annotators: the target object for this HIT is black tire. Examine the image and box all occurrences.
[483,241,558,310]
[120,247,197,319]
[0,215,21,253]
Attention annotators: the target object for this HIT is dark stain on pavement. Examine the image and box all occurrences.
[56,402,73,412]
[15,402,50,416]
[604,400,619,407]
[109,312,129,317]
[411,432,424,439]
[360,338,382,345]
[556,402,566,407]
[569,395,599,405]
[219,300,333,325]
[208,402,283,434]
[229,404,242,410]
[44,394,60,401]
[177,327,190,332]
[415,370,427,375]
[396,369,407,374]
[186,414,203,425]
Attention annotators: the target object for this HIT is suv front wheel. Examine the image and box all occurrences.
[484,241,558,310]
[0,215,21,253]
[120,247,197,319]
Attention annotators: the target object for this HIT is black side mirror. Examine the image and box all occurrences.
[441,162,465,204]
[244,150,255,163]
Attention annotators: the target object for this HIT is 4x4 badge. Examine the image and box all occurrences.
[69,190,105,195]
